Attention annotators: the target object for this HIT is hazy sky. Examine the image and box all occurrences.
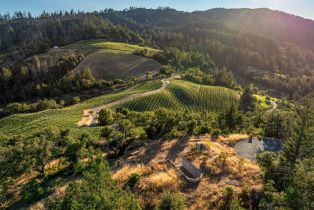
[0,0,313,20]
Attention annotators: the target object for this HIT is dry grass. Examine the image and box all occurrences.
[113,164,150,182]
[217,134,249,145]
[112,134,262,209]
[139,170,180,192]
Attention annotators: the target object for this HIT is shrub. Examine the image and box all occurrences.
[36,99,59,111]
[69,96,81,105]
[101,126,116,140]
[218,187,244,210]
[211,128,221,138]
[116,107,130,116]
[22,179,46,203]
[125,173,141,190]
[158,191,185,210]
[98,108,114,126]
[5,102,32,114]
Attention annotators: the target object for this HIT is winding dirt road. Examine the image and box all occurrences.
[77,79,170,127]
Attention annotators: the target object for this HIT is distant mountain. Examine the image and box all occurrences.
[196,8,314,52]
[104,7,314,53]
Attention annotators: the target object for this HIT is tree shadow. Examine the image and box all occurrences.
[142,139,165,164]
[166,135,190,162]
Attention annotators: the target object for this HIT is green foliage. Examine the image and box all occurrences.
[0,80,160,139]
[0,127,64,180]
[0,178,14,204]
[214,68,238,89]
[36,99,60,111]
[258,97,314,209]
[158,191,186,210]
[125,173,141,190]
[118,119,134,137]
[118,80,239,113]
[182,67,238,89]
[116,107,130,116]
[50,156,141,210]
[65,132,96,168]
[154,47,215,71]
[240,85,256,112]
[218,187,244,210]
[218,104,244,133]
[160,65,176,77]
[22,179,46,203]
[98,108,114,126]
[69,96,81,105]
[258,180,284,209]
[65,40,158,55]
[101,126,116,140]
[0,67,12,81]
[1,54,85,105]
[262,110,294,140]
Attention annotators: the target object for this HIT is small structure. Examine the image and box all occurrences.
[53,46,59,49]
[167,158,203,183]
[180,158,202,182]
[196,143,208,151]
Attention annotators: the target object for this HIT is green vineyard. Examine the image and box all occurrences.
[116,80,240,112]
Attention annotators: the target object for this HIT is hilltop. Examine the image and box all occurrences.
[37,40,162,80]
[117,79,239,112]
[112,134,261,209]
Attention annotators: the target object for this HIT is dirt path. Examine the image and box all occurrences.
[270,100,278,111]
[77,79,170,127]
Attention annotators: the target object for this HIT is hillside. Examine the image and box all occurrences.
[197,8,314,52]
[113,134,261,209]
[39,40,162,80]
[0,80,162,138]
[71,52,161,80]
[117,80,240,112]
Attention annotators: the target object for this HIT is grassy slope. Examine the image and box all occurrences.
[0,80,162,139]
[63,40,160,55]
[38,39,162,80]
[254,94,279,109]
[117,80,240,112]
[71,52,161,80]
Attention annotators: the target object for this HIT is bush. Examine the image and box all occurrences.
[116,107,130,116]
[69,96,80,105]
[125,173,141,190]
[158,191,185,210]
[101,126,116,140]
[22,179,46,203]
[211,128,221,138]
[36,99,59,111]
[98,108,114,126]
[218,187,244,210]
[5,102,33,114]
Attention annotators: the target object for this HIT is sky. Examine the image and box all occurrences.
[0,0,313,20]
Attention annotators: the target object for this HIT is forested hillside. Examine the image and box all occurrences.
[1,7,314,102]
[101,8,314,99]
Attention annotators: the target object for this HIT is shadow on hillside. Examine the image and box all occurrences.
[142,138,165,164]
[166,135,190,162]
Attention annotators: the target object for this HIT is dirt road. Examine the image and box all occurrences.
[270,100,278,111]
[77,79,170,127]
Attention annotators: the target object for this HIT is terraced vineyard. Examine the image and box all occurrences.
[116,80,240,112]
